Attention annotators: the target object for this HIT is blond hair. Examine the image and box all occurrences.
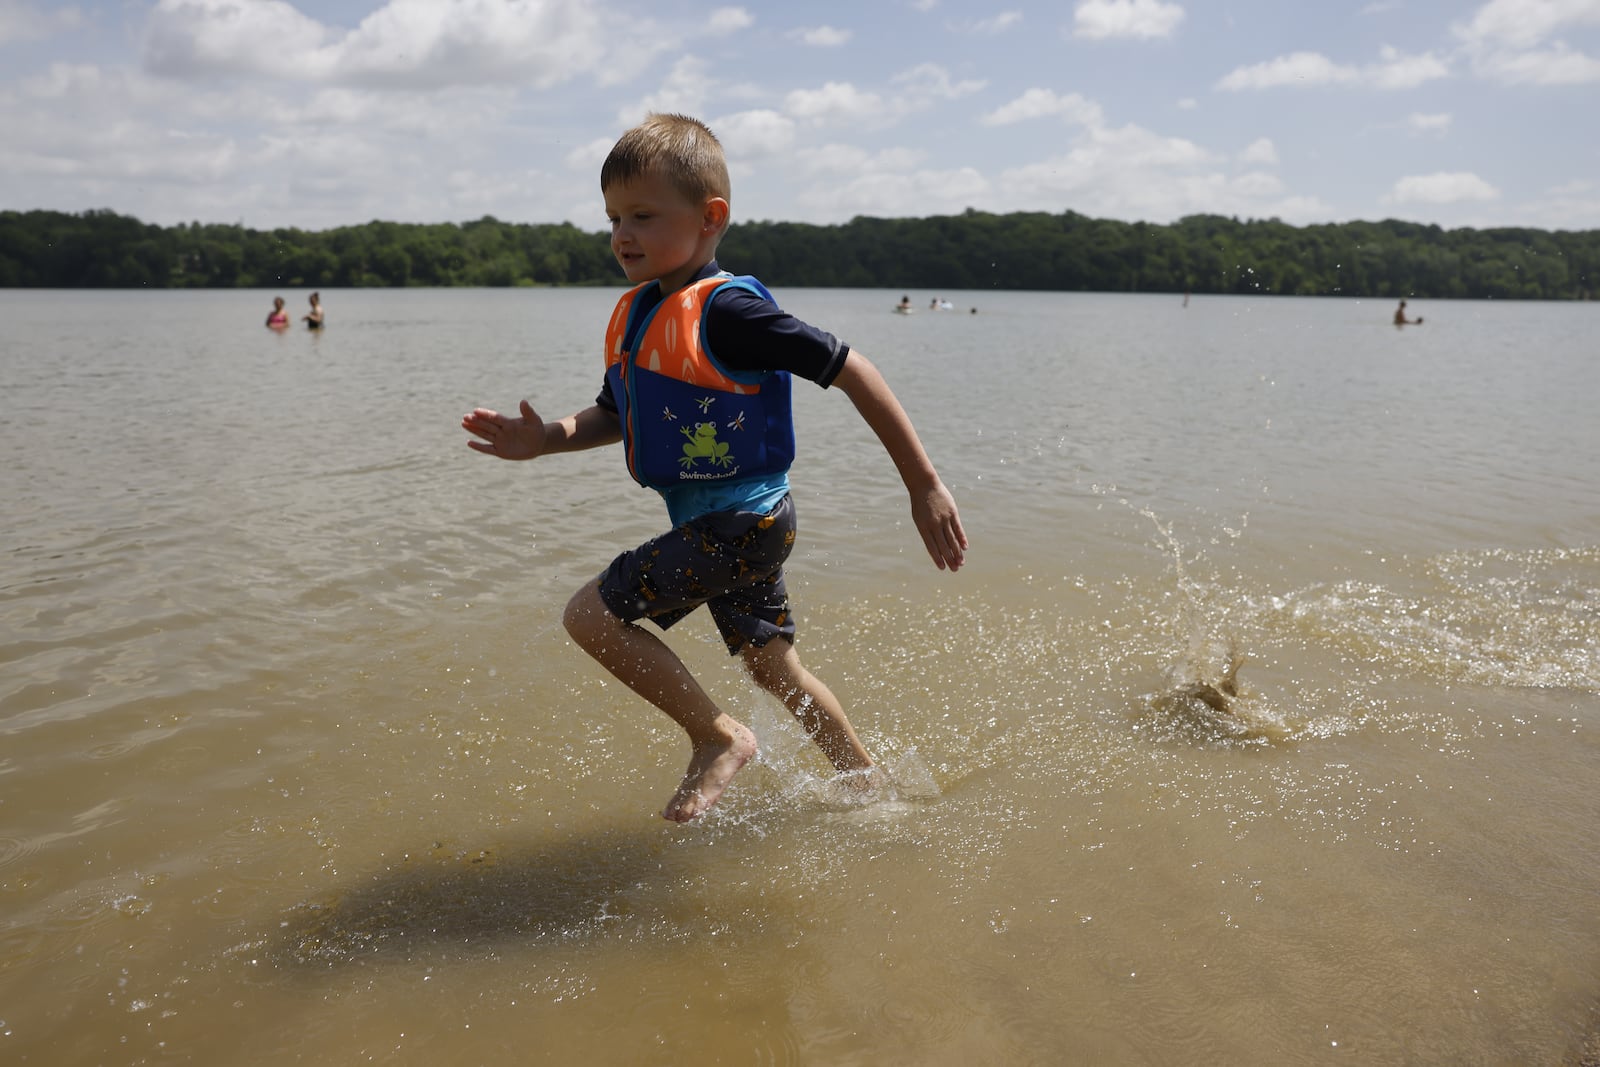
[600,113,730,205]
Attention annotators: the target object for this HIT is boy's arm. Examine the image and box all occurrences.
[831,350,968,572]
[462,400,621,460]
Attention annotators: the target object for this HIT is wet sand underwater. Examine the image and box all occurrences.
[2,288,1597,1063]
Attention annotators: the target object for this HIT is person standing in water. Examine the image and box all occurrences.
[462,113,967,823]
[265,296,289,329]
[303,292,325,329]
[1393,299,1423,326]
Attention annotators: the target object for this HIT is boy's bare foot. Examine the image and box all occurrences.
[840,763,884,794]
[662,722,758,823]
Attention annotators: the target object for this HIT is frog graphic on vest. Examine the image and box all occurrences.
[604,275,794,490]
[681,421,735,469]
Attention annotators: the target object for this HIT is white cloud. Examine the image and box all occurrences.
[1369,45,1452,88]
[893,63,986,100]
[629,55,713,120]
[20,60,107,100]
[3,42,535,229]
[1545,177,1598,198]
[16,59,364,140]
[143,0,336,81]
[1454,0,1600,51]
[337,0,621,89]
[1229,171,1287,198]
[783,65,980,129]
[795,165,989,220]
[780,142,955,220]
[565,137,616,174]
[1453,0,1600,84]
[1088,122,1211,169]
[1386,171,1501,204]
[297,88,383,127]
[996,122,1329,224]
[978,91,1292,223]
[0,0,82,45]
[14,125,243,186]
[707,7,754,34]
[5,0,1596,234]
[1216,46,1448,90]
[711,109,798,159]
[446,167,541,208]
[797,144,924,178]
[792,25,852,46]
[785,81,885,125]
[1407,112,1452,134]
[966,11,1023,34]
[443,162,598,226]
[982,88,1103,126]
[140,0,669,90]
[1072,0,1185,41]
[1217,51,1351,89]
[1519,178,1600,226]
[998,127,1203,203]
[296,85,513,137]
[1469,41,1600,82]
[1238,137,1278,165]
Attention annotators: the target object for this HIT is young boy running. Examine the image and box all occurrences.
[462,113,967,822]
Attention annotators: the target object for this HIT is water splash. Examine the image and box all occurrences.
[1133,503,1293,744]
[1273,545,1600,692]
[702,697,948,831]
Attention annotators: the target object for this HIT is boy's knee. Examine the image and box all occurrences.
[741,639,798,693]
[562,583,612,644]
[741,655,775,691]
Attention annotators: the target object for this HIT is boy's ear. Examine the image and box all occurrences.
[702,197,730,235]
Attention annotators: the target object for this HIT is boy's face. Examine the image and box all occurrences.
[604,172,726,294]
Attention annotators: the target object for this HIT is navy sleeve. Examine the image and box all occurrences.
[703,284,850,388]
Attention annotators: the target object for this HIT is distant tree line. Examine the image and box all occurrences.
[1,207,1595,300]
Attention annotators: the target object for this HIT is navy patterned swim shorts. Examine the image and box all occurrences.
[595,494,798,654]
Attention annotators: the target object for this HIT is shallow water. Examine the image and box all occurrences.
[2,288,1598,1064]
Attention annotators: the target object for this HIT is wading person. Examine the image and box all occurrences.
[462,113,967,822]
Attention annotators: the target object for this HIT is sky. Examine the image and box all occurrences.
[2,0,1598,234]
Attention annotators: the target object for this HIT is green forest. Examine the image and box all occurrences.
[1,206,1595,300]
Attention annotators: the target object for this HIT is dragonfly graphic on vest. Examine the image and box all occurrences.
[604,275,795,489]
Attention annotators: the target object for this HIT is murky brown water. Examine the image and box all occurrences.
[3,288,1598,1064]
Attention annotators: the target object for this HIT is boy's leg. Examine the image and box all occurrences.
[740,637,873,775]
[563,583,756,823]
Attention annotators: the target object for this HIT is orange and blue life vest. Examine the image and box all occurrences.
[603,274,795,493]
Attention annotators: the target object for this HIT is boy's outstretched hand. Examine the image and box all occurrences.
[912,480,968,572]
[462,399,546,460]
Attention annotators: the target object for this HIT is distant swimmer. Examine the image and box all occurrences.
[1393,299,1423,327]
[265,296,289,330]
[304,291,325,329]
[895,294,913,314]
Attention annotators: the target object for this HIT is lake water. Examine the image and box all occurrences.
[2,287,1598,1065]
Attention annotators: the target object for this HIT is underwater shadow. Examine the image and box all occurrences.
[266,828,674,967]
